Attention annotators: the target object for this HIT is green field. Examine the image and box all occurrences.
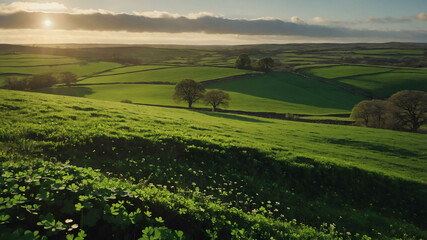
[92,65,174,76]
[299,65,427,97]
[206,73,366,114]
[353,49,425,55]
[1,90,426,239]
[36,72,366,114]
[300,65,391,79]
[79,66,256,84]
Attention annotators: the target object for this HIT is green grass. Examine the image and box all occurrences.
[300,65,391,79]
[338,69,427,97]
[6,89,425,182]
[36,72,366,115]
[354,49,424,55]
[299,65,427,97]
[0,56,82,67]
[205,72,366,114]
[93,65,175,76]
[0,61,123,77]
[79,66,256,84]
[1,89,426,239]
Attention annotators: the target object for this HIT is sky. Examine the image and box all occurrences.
[0,0,426,45]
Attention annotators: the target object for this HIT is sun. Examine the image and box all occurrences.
[43,19,53,27]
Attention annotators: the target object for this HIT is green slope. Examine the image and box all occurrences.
[1,90,426,239]
[79,66,257,84]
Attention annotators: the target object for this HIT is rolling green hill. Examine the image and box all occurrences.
[0,90,426,239]
[36,73,366,115]
[78,66,257,84]
[299,65,427,97]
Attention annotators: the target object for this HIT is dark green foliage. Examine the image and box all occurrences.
[234,54,251,69]
[173,79,205,108]
[5,77,27,90]
[203,89,230,111]
[256,57,274,72]
[5,73,58,90]
[388,90,427,131]
[61,72,78,86]
[351,90,427,131]
[27,73,58,90]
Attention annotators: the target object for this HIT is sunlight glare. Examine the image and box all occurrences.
[44,20,53,27]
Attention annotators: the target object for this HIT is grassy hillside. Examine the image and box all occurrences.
[79,66,257,84]
[205,72,366,114]
[37,72,366,115]
[0,90,426,239]
[299,65,427,97]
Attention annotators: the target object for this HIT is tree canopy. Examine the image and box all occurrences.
[234,54,251,69]
[173,79,205,109]
[61,72,78,86]
[203,89,230,112]
[389,90,427,131]
[351,90,427,131]
[256,57,274,72]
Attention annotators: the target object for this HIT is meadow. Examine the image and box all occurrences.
[0,43,426,239]
[36,72,366,114]
[299,65,427,97]
[79,66,256,84]
[1,90,426,239]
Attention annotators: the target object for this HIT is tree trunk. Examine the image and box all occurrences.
[188,101,192,109]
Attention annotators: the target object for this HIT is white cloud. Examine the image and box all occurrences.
[133,10,219,19]
[416,12,427,21]
[313,17,354,25]
[0,1,67,13]
[290,16,306,25]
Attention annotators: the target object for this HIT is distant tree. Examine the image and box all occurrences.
[173,79,205,109]
[234,54,251,69]
[120,99,132,103]
[27,73,57,90]
[388,90,427,131]
[351,100,392,128]
[203,90,230,112]
[350,100,372,127]
[5,77,27,90]
[368,100,390,128]
[61,72,78,86]
[256,57,274,72]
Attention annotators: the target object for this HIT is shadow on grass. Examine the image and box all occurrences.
[197,110,271,123]
[323,137,417,157]
[34,86,94,98]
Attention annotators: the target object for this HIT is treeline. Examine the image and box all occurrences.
[234,54,275,72]
[5,72,78,90]
[351,90,427,131]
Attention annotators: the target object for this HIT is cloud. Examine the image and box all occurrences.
[132,10,218,19]
[290,16,306,25]
[0,9,426,42]
[365,16,412,23]
[314,13,427,26]
[0,1,67,13]
[313,17,360,25]
[417,12,427,21]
